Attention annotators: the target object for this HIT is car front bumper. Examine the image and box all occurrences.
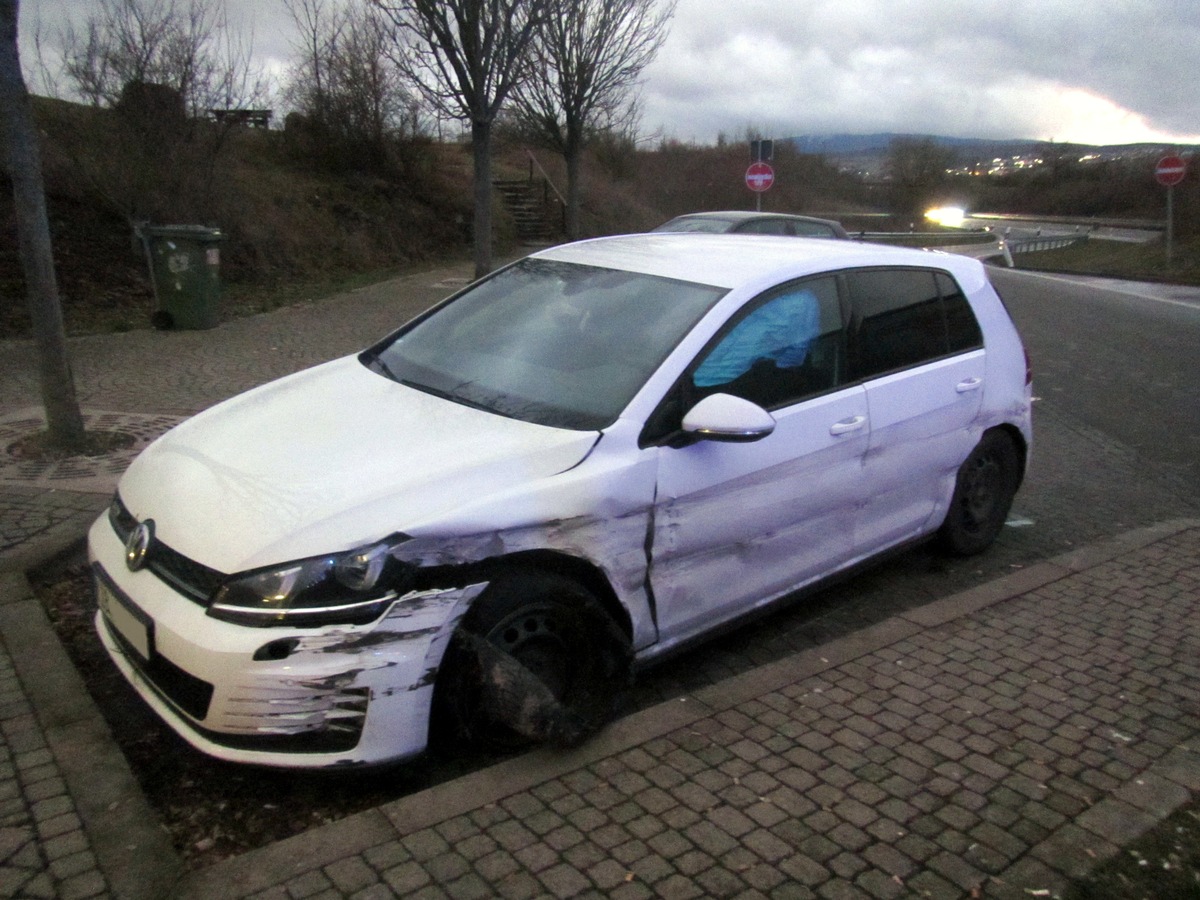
[88,515,486,768]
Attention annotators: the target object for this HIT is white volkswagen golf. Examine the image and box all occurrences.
[89,234,1032,768]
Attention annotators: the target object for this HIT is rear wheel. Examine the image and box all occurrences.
[433,570,630,750]
[938,431,1020,556]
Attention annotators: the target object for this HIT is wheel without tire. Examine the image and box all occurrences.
[433,570,630,750]
[938,431,1020,556]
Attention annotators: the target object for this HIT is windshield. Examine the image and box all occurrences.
[363,258,726,430]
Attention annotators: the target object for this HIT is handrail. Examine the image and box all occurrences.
[525,150,568,208]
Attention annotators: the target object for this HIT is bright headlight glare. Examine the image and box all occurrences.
[209,539,411,627]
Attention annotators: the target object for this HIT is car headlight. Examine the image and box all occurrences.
[208,539,414,627]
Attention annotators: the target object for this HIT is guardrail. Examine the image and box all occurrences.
[853,231,997,247]
[853,231,1014,266]
[1007,235,1088,255]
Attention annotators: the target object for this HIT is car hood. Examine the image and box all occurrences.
[117,356,599,574]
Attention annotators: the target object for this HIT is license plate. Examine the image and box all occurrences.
[95,570,154,662]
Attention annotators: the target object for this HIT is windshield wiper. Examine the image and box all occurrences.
[397,378,497,415]
[362,351,398,381]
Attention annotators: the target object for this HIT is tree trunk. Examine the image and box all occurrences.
[565,142,582,241]
[0,0,86,447]
[471,119,493,279]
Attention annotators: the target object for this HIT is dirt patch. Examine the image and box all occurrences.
[1064,800,1200,898]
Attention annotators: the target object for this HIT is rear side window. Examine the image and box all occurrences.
[937,273,984,352]
[847,269,982,380]
[735,218,791,236]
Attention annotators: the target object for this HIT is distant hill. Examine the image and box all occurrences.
[785,133,1196,162]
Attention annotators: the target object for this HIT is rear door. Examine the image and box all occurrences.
[846,269,985,551]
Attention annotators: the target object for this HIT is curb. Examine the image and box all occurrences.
[0,568,184,900]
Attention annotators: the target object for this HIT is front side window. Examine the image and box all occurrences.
[688,275,844,410]
[363,259,726,431]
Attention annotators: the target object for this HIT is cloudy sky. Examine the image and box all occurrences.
[18,0,1200,147]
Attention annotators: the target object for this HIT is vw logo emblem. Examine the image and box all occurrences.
[125,520,155,572]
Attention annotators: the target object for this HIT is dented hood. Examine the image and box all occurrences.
[117,356,599,573]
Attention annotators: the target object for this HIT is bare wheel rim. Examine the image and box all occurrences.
[487,605,576,699]
[960,451,1003,531]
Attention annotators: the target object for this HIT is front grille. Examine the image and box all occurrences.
[109,495,226,605]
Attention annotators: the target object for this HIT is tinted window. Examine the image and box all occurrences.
[847,269,981,380]
[735,218,791,236]
[365,259,726,430]
[734,218,838,238]
[791,221,837,238]
[688,276,844,410]
[937,273,984,352]
[654,216,737,234]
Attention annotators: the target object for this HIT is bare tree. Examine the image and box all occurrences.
[45,0,270,229]
[284,0,341,127]
[372,0,548,277]
[60,0,267,116]
[513,0,675,239]
[0,0,86,448]
[284,0,418,170]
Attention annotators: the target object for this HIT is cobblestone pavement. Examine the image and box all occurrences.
[1,262,1198,898]
[0,632,108,900]
[173,521,1200,900]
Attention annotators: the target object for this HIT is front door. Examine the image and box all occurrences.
[644,275,869,650]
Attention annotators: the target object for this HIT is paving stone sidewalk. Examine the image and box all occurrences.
[159,519,1196,900]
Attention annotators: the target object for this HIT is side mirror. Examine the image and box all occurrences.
[681,393,776,443]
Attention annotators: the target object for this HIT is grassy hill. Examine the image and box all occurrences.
[2,98,1196,338]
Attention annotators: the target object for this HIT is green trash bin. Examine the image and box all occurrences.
[143,225,223,330]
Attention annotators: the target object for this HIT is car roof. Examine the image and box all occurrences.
[655,210,846,228]
[533,233,979,291]
[666,210,824,223]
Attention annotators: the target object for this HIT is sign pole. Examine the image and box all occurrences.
[1154,154,1187,270]
[749,140,774,211]
[1166,184,1174,269]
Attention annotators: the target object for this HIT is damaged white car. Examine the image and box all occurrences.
[89,234,1032,768]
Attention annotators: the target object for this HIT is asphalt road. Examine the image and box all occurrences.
[990,268,1200,496]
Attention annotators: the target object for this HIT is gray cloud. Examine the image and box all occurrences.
[19,0,1200,144]
[641,0,1200,143]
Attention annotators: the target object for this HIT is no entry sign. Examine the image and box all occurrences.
[745,162,775,193]
[1155,155,1187,187]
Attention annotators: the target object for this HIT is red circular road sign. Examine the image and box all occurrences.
[745,161,775,193]
[1155,155,1187,187]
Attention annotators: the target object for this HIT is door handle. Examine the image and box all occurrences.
[829,415,866,435]
[956,377,983,393]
